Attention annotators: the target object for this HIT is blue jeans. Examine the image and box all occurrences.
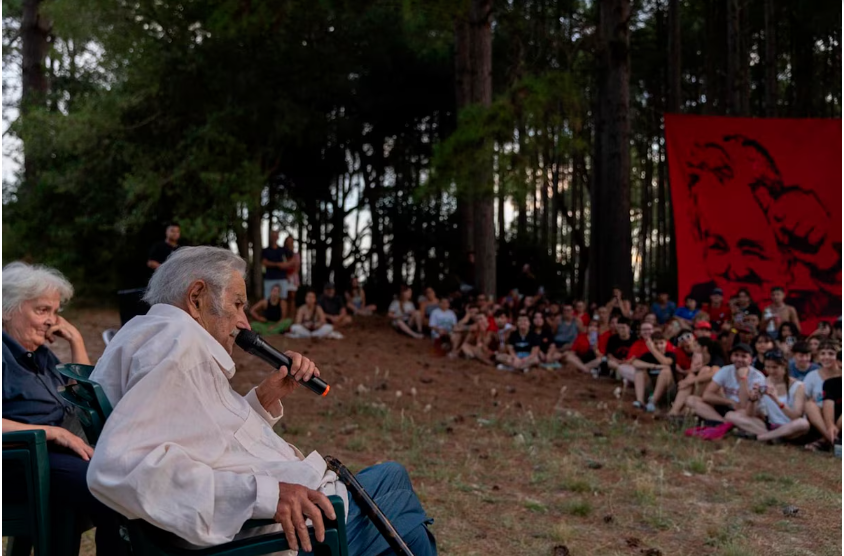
[304,461,436,556]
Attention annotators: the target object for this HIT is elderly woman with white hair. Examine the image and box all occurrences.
[2,261,124,554]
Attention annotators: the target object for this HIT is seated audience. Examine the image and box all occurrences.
[631,302,650,322]
[803,341,841,451]
[448,305,479,356]
[700,287,731,331]
[389,285,424,339]
[668,337,726,419]
[693,320,713,340]
[809,320,833,340]
[565,320,604,375]
[762,286,801,338]
[345,276,377,316]
[776,321,800,356]
[318,283,352,328]
[418,287,440,325]
[595,306,612,333]
[725,349,809,443]
[650,291,676,325]
[603,317,637,379]
[290,290,336,338]
[751,333,776,371]
[531,311,562,366]
[1,262,122,553]
[674,296,699,327]
[685,343,766,425]
[492,309,514,349]
[553,304,581,350]
[573,300,591,327]
[807,336,822,363]
[605,286,632,318]
[88,247,436,554]
[630,331,676,412]
[732,288,761,321]
[496,313,540,372]
[249,284,292,335]
[788,341,819,380]
[823,372,842,447]
[459,313,496,364]
[428,298,457,341]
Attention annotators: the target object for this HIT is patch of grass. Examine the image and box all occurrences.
[560,499,592,517]
[345,436,367,452]
[559,478,595,493]
[717,540,756,556]
[523,499,548,513]
[750,495,783,514]
[550,521,575,544]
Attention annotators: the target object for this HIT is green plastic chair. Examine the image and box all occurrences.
[2,430,51,556]
[57,364,349,556]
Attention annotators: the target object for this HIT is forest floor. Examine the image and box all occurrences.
[56,309,842,556]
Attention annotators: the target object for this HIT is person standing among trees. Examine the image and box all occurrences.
[261,230,290,305]
[147,222,181,271]
[281,236,300,320]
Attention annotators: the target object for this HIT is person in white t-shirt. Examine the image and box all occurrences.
[428,298,458,340]
[725,350,809,442]
[685,343,766,424]
[388,285,424,339]
[802,341,841,451]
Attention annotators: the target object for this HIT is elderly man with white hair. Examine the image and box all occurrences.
[87,246,436,555]
[2,261,124,554]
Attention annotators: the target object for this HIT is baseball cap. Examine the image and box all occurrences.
[730,342,753,355]
[711,288,723,296]
[694,321,712,330]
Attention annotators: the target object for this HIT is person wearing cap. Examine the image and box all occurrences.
[724,349,809,443]
[700,288,731,331]
[693,319,713,339]
[318,282,353,329]
[684,342,766,424]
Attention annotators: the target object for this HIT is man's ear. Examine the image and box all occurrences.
[186,280,207,319]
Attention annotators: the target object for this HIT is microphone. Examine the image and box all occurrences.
[233,329,330,397]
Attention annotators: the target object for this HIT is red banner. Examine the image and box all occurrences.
[665,114,842,327]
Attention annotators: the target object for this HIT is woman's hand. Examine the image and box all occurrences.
[46,316,83,345]
[47,426,94,461]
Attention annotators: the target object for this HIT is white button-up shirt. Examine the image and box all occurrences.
[87,304,347,547]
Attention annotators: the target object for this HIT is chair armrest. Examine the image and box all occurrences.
[2,429,48,448]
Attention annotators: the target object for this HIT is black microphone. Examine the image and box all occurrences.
[233,329,330,397]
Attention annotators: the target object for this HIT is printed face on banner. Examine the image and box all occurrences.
[665,115,842,325]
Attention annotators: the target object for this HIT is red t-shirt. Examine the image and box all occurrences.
[487,315,499,333]
[628,339,676,360]
[577,312,591,327]
[674,348,693,370]
[571,333,592,357]
[701,303,731,328]
[598,330,613,354]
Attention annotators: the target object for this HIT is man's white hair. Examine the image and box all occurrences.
[2,262,75,321]
[143,246,247,314]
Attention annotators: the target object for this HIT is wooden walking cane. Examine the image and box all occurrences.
[324,456,416,556]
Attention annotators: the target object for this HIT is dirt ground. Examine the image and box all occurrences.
[57,309,842,556]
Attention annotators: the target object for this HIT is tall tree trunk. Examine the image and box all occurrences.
[764,0,777,117]
[454,14,475,255]
[468,0,496,297]
[593,0,633,301]
[20,0,50,188]
[667,0,681,113]
[725,0,748,115]
[496,143,506,247]
[247,189,264,300]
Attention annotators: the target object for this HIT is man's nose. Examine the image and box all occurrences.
[237,311,251,331]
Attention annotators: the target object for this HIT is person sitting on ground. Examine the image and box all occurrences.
[809,320,833,340]
[2,262,124,554]
[802,341,841,452]
[732,288,762,321]
[674,296,699,328]
[762,286,801,339]
[573,300,591,328]
[345,276,377,317]
[693,319,714,340]
[662,317,685,343]
[448,304,482,357]
[87,247,436,554]
[428,297,457,343]
[595,306,612,333]
[500,288,522,316]
[776,321,800,356]
[605,286,632,318]
[650,291,676,325]
[597,314,618,355]
[618,321,676,385]
[700,287,731,331]
[684,343,766,425]
[673,331,697,373]
[630,331,677,412]
[459,312,496,364]
[751,332,776,371]
[290,290,336,338]
[668,336,726,420]
[833,319,842,346]
[822,371,842,448]
[496,313,541,372]
[418,287,440,326]
[492,309,513,350]
[788,340,820,380]
[725,349,809,443]
[565,320,604,375]
[553,304,581,351]
[248,284,293,335]
[806,336,822,363]
[631,302,650,323]
[531,311,562,366]
[603,317,637,379]
[318,283,353,329]
[388,285,424,339]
